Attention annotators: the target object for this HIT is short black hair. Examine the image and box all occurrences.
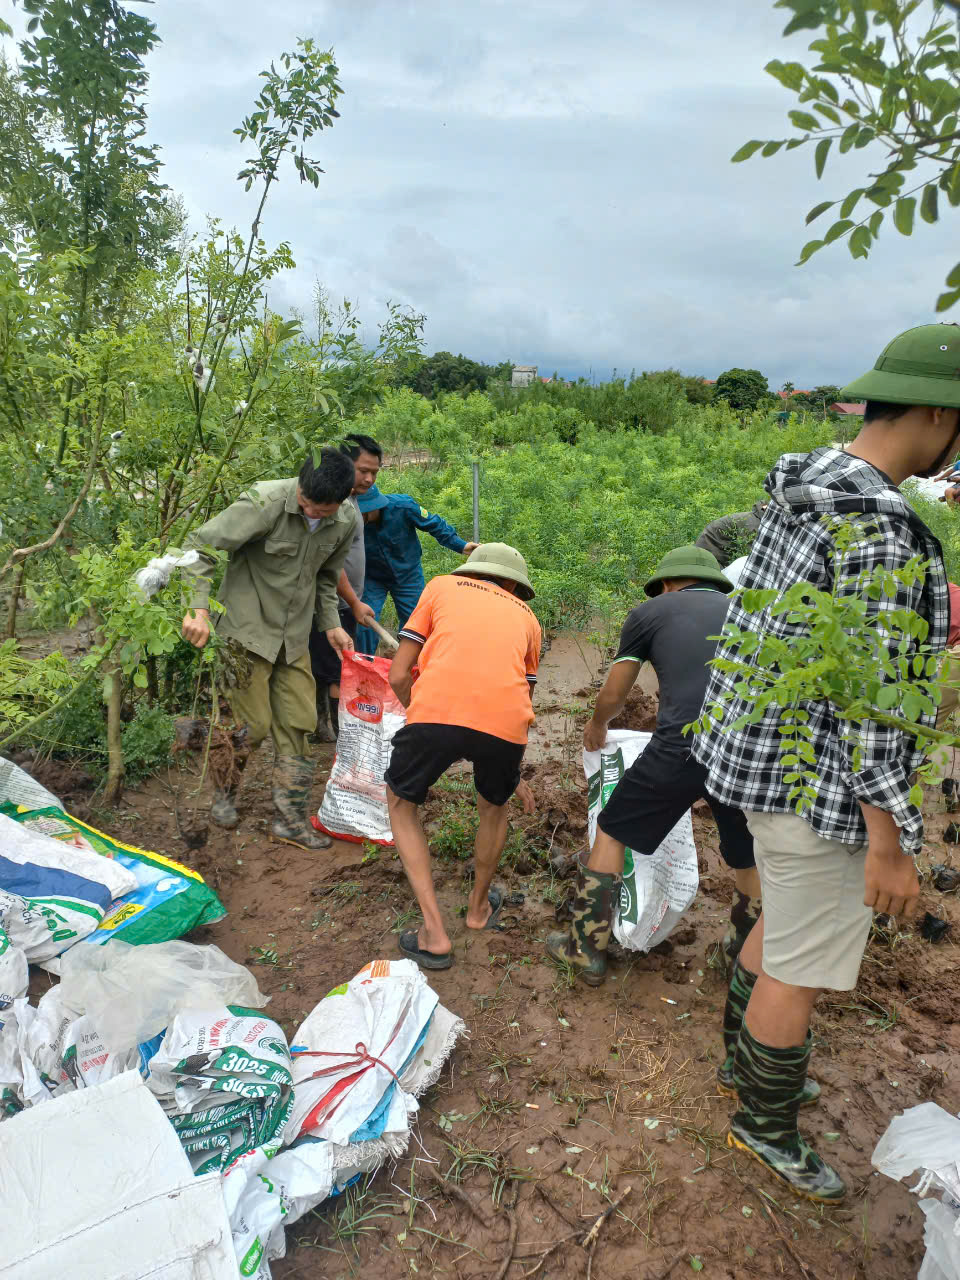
[864,400,911,423]
[340,432,383,461]
[299,448,355,503]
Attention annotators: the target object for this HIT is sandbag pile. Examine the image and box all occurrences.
[0,940,465,1280]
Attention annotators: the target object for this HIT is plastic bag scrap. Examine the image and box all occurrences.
[315,652,406,845]
[1,804,225,946]
[0,998,29,1118]
[0,812,137,962]
[59,939,268,1053]
[873,1102,960,1280]
[0,920,28,1010]
[132,547,201,601]
[221,1137,334,1279]
[584,731,698,952]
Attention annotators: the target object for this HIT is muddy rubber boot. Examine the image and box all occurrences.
[210,754,247,829]
[210,789,239,829]
[544,866,619,986]
[271,754,332,850]
[308,694,336,745]
[723,890,762,966]
[717,961,820,1107]
[727,1025,845,1203]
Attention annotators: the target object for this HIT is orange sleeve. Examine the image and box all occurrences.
[525,617,542,681]
[398,579,436,645]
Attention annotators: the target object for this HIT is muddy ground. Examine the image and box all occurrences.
[23,644,960,1280]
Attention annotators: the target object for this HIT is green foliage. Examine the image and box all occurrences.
[9,0,180,328]
[400,350,510,399]
[714,367,770,413]
[688,517,960,811]
[119,703,175,783]
[737,1,960,310]
[361,398,830,629]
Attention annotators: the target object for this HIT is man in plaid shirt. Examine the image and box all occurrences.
[692,324,960,1203]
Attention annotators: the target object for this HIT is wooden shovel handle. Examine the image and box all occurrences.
[369,618,399,653]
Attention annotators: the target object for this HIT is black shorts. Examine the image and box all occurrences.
[597,734,755,871]
[308,612,358,687]
[385,723,525,807]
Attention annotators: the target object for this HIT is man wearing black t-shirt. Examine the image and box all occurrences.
[545,545,759,986]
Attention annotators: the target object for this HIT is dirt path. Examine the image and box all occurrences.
[36,648,960,1280]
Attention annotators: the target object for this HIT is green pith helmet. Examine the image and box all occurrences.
[453,542,535,600]
[840,324,960,408]
[644,545,732,597]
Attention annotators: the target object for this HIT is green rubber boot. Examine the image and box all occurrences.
[716,960,821,1108]
[545,866,619,986]
[271,754,332,850]
[728,1025,845,1203]
[723,889,762,965]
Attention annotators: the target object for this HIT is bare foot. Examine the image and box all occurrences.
[465,894,492,930]
[418,926,451,954]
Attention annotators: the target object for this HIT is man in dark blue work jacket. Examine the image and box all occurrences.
[356,485,477,653]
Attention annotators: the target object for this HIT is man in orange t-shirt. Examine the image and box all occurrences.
[385,543,541,969]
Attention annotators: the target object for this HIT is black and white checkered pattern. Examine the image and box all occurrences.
[691,447,949,855]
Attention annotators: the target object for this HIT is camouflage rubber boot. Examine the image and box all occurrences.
[271,754,332,850]
[723,890,762,965]
[544,867,619,986]
[716,961,820,1107]
[728,1025,845,1202]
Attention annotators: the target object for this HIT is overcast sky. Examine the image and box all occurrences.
[7,1,958,387]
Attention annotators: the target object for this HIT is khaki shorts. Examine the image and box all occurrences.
[746,811,873,991]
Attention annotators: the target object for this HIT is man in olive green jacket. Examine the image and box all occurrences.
[181,450,357,849]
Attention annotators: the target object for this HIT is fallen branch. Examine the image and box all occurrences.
[582,1184,632,1250]
[428,1167,493,1229]
[520,1184,632,1279]
[584,1185,632,1280]
[494,1209,520,1280]
[648,1252,687,1280]
[752,1192,821,1280]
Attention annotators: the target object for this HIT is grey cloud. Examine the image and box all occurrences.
[6,0,956,388]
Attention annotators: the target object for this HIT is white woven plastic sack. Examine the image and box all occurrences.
[584,730,699,953]
[316,652,406,845]
[0,813,137,962]
[873,1102,960,1280]
[0,756,60,810]
[288,958,443,1147]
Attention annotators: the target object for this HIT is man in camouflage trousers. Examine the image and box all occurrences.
[546,546,760,984]
[182,450,357,849]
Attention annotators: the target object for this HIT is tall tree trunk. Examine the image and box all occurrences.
[103,660,124,805]
[4,562,26,638]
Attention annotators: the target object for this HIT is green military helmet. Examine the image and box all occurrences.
[453,542,535,600]
[840,324,960,408]
[644,545,732,597]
